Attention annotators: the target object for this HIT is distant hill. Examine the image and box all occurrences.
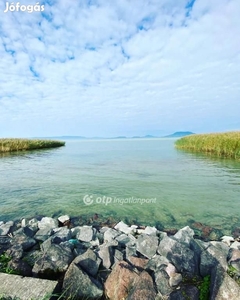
[164,131,195,138]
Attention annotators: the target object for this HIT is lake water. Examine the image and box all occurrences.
[1,138,240,234]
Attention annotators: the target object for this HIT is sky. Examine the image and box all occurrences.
[0,0,240,138]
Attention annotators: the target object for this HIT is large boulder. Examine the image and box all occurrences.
[126,270,156,300]
[200,242,229,277]
[32,244,73,278]
[73,248,101,276]
[104,261,140,300]
[0,221,14,236]
[75,226,95,242]
[37,217,58,230]
[158,235,197,274]
[210,264,240,300]
[97,243,114,269]
[63,261,103,300]
[173,226,195,247]
[136,234,159,259]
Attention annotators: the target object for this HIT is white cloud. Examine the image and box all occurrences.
[0,0,239,137]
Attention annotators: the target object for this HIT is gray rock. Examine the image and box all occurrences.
[51,227,72,244]
[6,244,23,260]
[144,226,157,236]
[113,249,124,265]
[146,254,169,272]
[169,273,182,287]
[63,261,103,300]
[155,269,173,296]
[114,221,135,235]
[210,264,240,300]
[32,244,74,278]
[200,242,229,277]
[73,248,101,276]
[136,234,159,259]
[76,226,94,242]
[126,244,137,259]
[0,236,12,255]
[38,217,58,230]
[58,215,70,224]
[8,259,32,276]
[230,241,240,250]
[104,228,120,242]
[14,226,36,238]
[158,235,196,274]
[0,221,14,236]
[98,243,114,269]
[221,236,234,246]
[174,226,195,246]
[169,285,199,300]
[228,248,240,274]
[28,218,38,229]
[12,233,36,251]
[115,233,131,246]
[35,227,53,242]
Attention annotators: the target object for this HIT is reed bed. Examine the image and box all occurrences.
[0,138,65,153]
[175,131,240,159]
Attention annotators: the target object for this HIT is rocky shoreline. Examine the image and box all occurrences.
[0,215,240,300]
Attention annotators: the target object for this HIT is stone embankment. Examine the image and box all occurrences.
[0,216,240,299]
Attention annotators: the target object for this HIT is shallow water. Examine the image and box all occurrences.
[1,138,240,234]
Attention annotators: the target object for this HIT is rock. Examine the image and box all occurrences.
[169,273,182,287]
[8,259,32,276]
[221,236,234,246]
[32,244,74,279]
[28,218,38,229]
[6,244,23,260]
[98,243,114,269]
[143,226,157,236]
[0,272,60,300]
[73,248,101,276]
[210,264,240,300]
[128,256,149,271]
[200,242,229,277]
[146,254,169,272]
[136,234,159,259]
[21,218,27,228]
[51,227,72,244]
[174,226,194,246]
[104,228,120,242]
[113,249,124,265]
[126,244,137,259]
[35,227,53,242]
[11,233,36,251]
[63,261,103,300]
[115,233,131,246]
[114,221,134,235]
[230,241,240,250]
[38,217,58,230]
[0,236,12,255]
[126,270,156,300]
[76,226,94,242]
[158,235,196,274]
[155,269,173,296]
[169,285,199,300]
[228,248,240,273]
[15,226,37,238]
[58,215,70,224]
[104,261,139,300]
[0,221,14,236]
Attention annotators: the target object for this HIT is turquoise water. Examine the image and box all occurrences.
[1,138,240,234]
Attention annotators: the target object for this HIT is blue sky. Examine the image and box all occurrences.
[0,0,240,137]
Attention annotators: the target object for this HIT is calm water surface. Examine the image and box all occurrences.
[1,138,240,234]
